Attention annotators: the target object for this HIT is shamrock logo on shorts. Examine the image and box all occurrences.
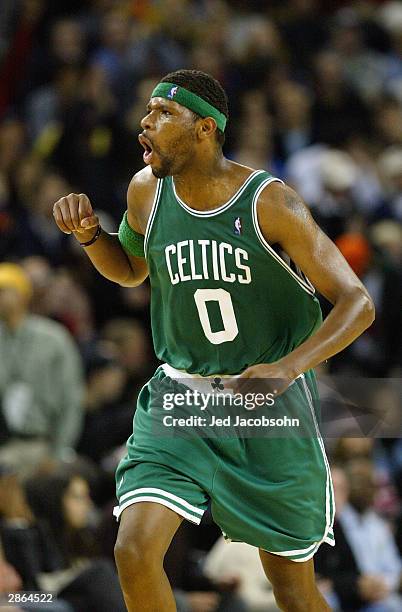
[211,377,224,391]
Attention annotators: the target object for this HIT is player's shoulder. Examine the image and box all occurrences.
[127,166,159,229]
[128,166,158,198]
[127,166,158,211]
[258,179,297,207]
[257,179,308,219]
[257,180,312,244]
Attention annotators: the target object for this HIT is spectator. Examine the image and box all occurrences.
[0,534,23,608]
[91,9,136,108]
[374,97,402,147]
[272,80,313,164]
[77,347,131,463]
[311,50,370,145]
[26,64,83,140]
[24,17,86,98]
[331,8,391,103]
[0,263,84,476]
[317,149,360,238]
[0,118,26,176]
[204,538,279,611]
[332,438,374,465]
[315,460,402,612]
[101,317,154,394]
[378,147,402,221]
[25,467,126,612]
[17,171,73,263]
[0,465,74,612]
[280,0,328,76]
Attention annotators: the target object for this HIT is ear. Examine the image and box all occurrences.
[197,117,217,141]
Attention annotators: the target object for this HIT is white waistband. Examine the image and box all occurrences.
[161,363,240,394]
[161,363,239,380]
[161,363,305,387]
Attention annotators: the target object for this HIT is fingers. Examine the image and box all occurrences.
[80,215,100,229]
[230,368,252,395]
[53,199,72,234]
[230,370,286,400]
[78,193,99,229]
[53,193,97,234]
[68,195,81,230]
[61,197,75,231]
[78,193,93,225]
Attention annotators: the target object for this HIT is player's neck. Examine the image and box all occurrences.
[172,154,243,211]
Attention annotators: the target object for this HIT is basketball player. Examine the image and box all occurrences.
[53,70,375,611]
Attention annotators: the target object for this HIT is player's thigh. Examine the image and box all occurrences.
[259,549,316,593]
[115,501,184,560]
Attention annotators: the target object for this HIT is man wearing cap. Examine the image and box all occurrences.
[0,263,84,476]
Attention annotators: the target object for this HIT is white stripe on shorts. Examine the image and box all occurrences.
[119,487,204,515]
[113,496,203,524]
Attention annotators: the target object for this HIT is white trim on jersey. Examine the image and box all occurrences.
[251,178,316,297]
[144,178,162,255]
[172,169,266,217]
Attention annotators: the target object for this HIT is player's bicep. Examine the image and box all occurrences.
[259,184,367,305]
[117,173,155,284]
[121,209,148,285]
[126,204,143,235]
[284,225,363,304]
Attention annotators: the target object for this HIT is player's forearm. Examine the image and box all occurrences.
[73,229,143,286]
[278,287,375,376]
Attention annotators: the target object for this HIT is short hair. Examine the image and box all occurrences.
[160,69,228,146]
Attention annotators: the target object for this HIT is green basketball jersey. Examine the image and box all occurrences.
[145,169,322,375]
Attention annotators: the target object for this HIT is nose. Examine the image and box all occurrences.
[140,111,154,131]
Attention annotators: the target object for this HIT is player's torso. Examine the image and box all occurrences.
[145,169,322,375]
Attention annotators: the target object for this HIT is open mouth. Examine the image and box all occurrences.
[138,134,154,164]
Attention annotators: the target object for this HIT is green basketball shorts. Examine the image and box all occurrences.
[114,364,335,562]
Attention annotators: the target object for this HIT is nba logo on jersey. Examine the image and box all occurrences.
[234,217,242,235]
[168,86,178,99]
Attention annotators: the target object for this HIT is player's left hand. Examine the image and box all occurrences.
[231,362,298,398]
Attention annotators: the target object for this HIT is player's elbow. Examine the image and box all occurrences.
[118,276,142,288]
[364,293,376,327]
[356,286,375,329]
[118,275,145,288]
[118,263,148,287]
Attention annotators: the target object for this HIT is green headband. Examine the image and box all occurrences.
[151,82,227,132]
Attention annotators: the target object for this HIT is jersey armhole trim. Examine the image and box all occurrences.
[144,178,162,255]
[251,178,316,296]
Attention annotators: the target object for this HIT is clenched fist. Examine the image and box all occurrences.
[53,193,99,238]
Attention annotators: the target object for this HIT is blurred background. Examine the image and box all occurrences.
[0,1,401,611]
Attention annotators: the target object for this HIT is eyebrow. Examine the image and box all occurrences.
[146,101,173,112]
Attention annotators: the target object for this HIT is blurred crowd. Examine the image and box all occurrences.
[0,0,401,610]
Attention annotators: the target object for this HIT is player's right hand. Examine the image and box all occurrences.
[52,193,99,235]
